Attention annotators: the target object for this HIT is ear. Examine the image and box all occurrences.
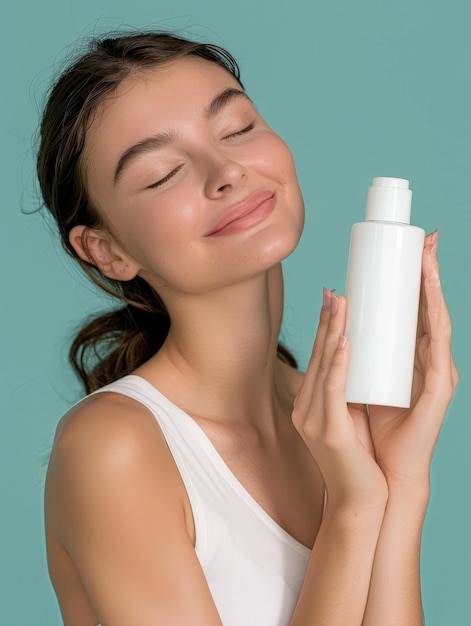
[68,225,140,281]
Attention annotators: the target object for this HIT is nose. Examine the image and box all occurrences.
[202,149,247,198]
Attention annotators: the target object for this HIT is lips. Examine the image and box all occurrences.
[205,190,276,236]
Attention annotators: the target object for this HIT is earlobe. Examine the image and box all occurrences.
[68,225,139,281]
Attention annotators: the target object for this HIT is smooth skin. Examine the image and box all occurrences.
[45,56,458,625]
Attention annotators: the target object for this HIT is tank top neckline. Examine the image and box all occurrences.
[117,374,311,556]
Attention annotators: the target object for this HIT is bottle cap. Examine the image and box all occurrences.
[366,177,412,224]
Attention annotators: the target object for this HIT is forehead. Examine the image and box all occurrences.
[82,56,242,180]
[88,57,240,141]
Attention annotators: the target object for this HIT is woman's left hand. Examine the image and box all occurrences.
[366,230,459,488]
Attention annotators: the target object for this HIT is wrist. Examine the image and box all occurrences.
[323,495,387,529]
[384,481,430,527]
[325,478,389,516]
[385,476,431,504]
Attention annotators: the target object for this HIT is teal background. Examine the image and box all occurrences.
[2,0,469,623]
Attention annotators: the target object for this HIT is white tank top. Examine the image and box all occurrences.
[94,375,311,625]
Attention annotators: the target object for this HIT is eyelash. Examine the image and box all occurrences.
[147,122,255,189]
[224,122,255,140]
[147,163,184,189]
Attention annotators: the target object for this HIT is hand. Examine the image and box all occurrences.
[292,289,387,511]
[368,231,459,488]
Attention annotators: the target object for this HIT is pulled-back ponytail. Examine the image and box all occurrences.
[70,279,170,395]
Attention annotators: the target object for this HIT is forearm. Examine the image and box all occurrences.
[291,503,385,625]
[362,483,430,626]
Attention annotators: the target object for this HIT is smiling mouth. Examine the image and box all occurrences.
[206,191,276,236]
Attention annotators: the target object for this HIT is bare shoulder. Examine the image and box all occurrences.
[52,390,162,458]
[45,391,220,625]
[46,390,192,543]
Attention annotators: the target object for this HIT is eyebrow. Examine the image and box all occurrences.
[204,87,250,119]
[113,87,251,185]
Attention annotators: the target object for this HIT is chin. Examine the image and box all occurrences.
[250,216,304,271]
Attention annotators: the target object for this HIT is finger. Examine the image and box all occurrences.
[293,288,333,418]
[294,291,345,420]
[309,287,335,366]
[423,232,452,356]
[315,294,348,387]
[418,232,456,407]
[424,231,436,246]
[308,295,348,418]
[301,288,334,391]
[417,232,437,338]
[322,335,357,446]
[294,334,353,452]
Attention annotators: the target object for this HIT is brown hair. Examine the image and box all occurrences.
[37,31,296,394]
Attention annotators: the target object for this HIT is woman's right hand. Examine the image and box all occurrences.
[292,288,388,512]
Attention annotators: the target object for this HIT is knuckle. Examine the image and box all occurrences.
[316,361,329,377]
[322,423,350,453]
[425,374,457,405]
[324,375,341,397]
[292,407,323,444]
[319,308,331,324]
[322,428,340,451]
[308,344,323,366]
[302,420,320,442]
[439,318,453,339]
[446,375,458,399]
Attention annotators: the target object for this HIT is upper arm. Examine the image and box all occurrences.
[45,393,222,626]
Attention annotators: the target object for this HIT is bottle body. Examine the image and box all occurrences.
[345,220,425,407]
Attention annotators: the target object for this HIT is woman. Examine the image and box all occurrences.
[39,32,458,625]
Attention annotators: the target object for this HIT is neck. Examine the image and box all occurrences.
[139,264,293,422]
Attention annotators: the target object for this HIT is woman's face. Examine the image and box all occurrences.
[83,56,305,297]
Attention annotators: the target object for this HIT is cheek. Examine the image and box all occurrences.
[111,201,203,290]
[259,133,304,207]
[113,189,197,255]
[251,132,300,185]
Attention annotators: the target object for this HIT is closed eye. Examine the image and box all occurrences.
[147,164,184,189]
[224,122,255,140]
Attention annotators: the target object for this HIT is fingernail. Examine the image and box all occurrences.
[338,334,347,350]
[331,293,339,316]
[322,287,331,310]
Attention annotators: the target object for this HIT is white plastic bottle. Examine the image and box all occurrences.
[344,177,425,407]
